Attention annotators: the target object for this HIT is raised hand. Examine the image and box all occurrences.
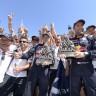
[50,22,57,39]
[23,27,28,33]
[0,27,4,33]
[18,26,23,33]
[8,12,13,22]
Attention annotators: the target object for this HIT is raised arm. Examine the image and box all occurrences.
[8,12,15,36]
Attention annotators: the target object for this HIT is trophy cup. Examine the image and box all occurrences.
[36,44,53,65]
[58,34,76,57]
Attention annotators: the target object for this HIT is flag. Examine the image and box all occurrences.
[50,60,70,96]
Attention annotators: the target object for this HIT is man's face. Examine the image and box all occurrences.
[13,39,19,46]
[74,22,84,35]
[86,27,95,35]
[42,35,50,43]
[19,38,28,48]
[0,36,11,49]
[55,36,61,46]
[32,37,39,45]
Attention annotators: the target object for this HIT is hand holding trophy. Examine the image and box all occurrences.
[58,34,76,57]
[36,44,54,66]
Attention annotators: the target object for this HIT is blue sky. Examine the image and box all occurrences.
[0,0,96,39]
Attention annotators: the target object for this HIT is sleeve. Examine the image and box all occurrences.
[50,47,55,64]
[88,50,96,59]
[86,36,96,59]
[21,45,38,59]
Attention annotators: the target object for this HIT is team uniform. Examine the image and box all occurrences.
[70,35,96,96]
[22,43,54,96]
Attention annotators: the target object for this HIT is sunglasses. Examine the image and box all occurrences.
[19,41,27,43]
[32,38,38,41]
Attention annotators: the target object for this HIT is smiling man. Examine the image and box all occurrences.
[69,19,96,96]
[0,34,16,84]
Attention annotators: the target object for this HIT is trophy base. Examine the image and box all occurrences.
[35,58,53,65]
[57,51,76,57]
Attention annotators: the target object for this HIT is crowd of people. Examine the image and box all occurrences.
[0,13,96,96]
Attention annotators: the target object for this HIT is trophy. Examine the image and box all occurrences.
[36,44,54,65]
[58,34,76,57]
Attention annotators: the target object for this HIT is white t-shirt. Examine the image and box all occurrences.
[9,44,17,52]
[0,45,16,83]
[0,45,17,83]
[6,58,28,77]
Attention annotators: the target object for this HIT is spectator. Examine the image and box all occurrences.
[85,25,96,36]
[0,33,16,84]
[0,36,30,96]
[14,33,54,96]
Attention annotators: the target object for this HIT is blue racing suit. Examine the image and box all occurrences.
[21,43,54,96]
[69,35,96,96]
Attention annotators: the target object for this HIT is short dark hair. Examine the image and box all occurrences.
[31,36,39,41]
[86,25,96,31]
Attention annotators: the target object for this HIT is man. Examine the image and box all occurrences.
[28,35,39,48]
[69,19,96,96]
[0,33,16,83]
[0,36,30,96]
[49,35,69,95]
[14,33,54,96]
[48,35,61,94]
[85,25,96,36]
[32,36,39,45]
[87,29,96,69]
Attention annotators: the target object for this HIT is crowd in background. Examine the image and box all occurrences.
[0,13,96,96]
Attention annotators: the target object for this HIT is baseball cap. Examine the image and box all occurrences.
[73,19,85,28]
[0,33,13,42]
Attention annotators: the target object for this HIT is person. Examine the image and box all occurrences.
[14,33,54,96]
[67,25,75,38]
[27,35,40,96]
[69,19,96,96]
[85,25,96,36]
[0,33,16,84]
[31,35,39,47]
[13,35,19,46]
[87,29,96,70]
[48,35,69,95]
[0,36,30,96]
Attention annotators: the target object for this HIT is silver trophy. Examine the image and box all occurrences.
[58,34,76,57]
[36,44,53,65]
